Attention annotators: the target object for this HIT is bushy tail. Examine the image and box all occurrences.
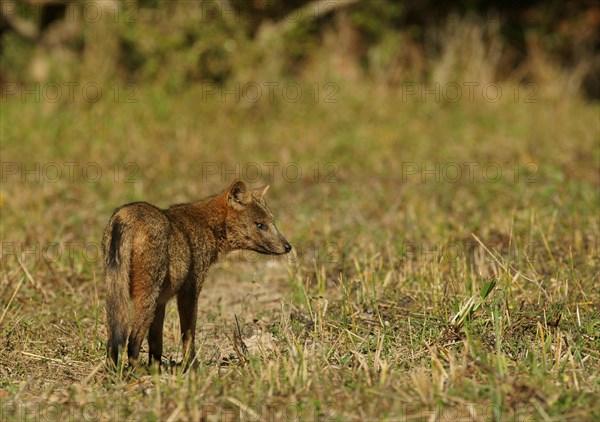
[103,215,132,367]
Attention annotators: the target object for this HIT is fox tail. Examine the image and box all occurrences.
[103,215,132,367]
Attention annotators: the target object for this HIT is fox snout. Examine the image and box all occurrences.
[264,240,292,255]
[255,225,292,255]
[275,234,292,255]
[268,225,292,255]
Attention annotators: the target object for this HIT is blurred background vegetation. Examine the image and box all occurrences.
[1,0,598,98]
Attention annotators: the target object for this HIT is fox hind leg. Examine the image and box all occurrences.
[127,296,158,366]
[148,303,166,366]
[127,249,167,366]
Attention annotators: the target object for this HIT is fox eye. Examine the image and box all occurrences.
[256,222,267,230]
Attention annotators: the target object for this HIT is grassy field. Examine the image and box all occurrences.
[1,77,599,421]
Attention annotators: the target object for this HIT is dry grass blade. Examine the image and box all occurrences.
[230,314,249,365]
[16,256,48,301]
[224,396,261,420]
[82,362,104,385]
[0,276,24,326]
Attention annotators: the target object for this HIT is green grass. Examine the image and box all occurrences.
[1,78,599,421]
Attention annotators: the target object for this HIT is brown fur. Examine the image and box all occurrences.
[102,181,291,368]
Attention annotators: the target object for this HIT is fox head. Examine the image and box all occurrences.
[224,180,292,255]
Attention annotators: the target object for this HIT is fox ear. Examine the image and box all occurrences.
[253,184,269,198]
[227,180,250,209]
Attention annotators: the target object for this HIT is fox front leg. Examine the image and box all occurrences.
[176,284,198,369]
